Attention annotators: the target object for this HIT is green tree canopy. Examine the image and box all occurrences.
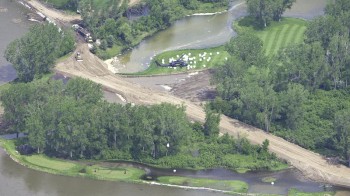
[4,24,74,82]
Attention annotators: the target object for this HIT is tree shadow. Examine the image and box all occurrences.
[237,16,265,31]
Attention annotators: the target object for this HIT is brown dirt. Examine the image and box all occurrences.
[169,70,217,104]
[128,0,142,6]
[25,0,350,188]
[123,70,216,105]
[25,0,81,23]
[55,44,350,188]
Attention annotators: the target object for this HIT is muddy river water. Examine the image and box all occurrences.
[1,0,349,195]
[116,0,328,73]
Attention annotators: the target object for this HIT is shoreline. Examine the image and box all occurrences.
[0,139,250,195]
[0,140,334,196]
[104,2,243,74]
[3,0,350,191]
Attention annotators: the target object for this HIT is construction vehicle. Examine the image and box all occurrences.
[72,24,93,43]
[155,54,188,68]
[75,52,83,61]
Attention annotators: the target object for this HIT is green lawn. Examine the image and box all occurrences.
[288,188,334,196]
[135,17,307,75]
[88,165,145,181]
[0,139,145,182]
[158,176,248,193]
[235,17,308,56]
[24,155,77,171]
[133,46,229,75]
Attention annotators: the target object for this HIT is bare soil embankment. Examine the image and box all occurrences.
[19,0,350,189]
[25,0,81,23]
[55,44,350,188]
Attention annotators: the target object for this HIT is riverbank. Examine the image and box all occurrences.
[96,1,231,60]
[0,139,254,195]
[101,1,245,72]
[234,17,307,56]
[131,16,307,76]
[128,46,228,76]
[0,138,336,196]
[4,0,350,192]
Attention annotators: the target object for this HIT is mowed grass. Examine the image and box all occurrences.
[0,139,145,182]
[158,176,248,193]
[24,155,76,171]
[236,17,307,56]
[133,46,229,75]
[88,165,145,181]
[288,188,334,196]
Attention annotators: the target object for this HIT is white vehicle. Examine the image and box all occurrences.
[75,52,83,62]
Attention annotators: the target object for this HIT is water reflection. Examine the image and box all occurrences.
[0,148,227,196]
[0,0,30,84]
[116,0,327,73]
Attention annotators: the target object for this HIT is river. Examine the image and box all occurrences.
[0,0,348,195]
[0,0,31,85]
[114,0,328,73]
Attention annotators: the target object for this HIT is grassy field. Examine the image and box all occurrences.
[133,46,229,75]
[220,154,289,174]
[0,139,337,195]
[0,139,145,182]
[0,139,249,193]
[288,188,334,196]
[135,17,306,75]
[235,17,308,56]
[158,176,248,193]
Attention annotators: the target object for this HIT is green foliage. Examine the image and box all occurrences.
[334,109,350,166]
[288,188,334,196]
[236,17,307,56]
[212,0,350,164]
[158,176,248,193]
[0,139,146,183]
[99,40,108,50]
[246,0,296,27]
[204,107,220,136]
[135,46,228,75]
[4,24,75,82]
[106,35,114,48]
[79,0,228,59]
[1,77,285,171]
[43,0,80,11]
[226,33,263,65]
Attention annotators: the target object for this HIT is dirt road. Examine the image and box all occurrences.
[25,0,81,23]
[55,44,350,188]
[129,0,142,6]
[123,70,216,104]
[26,0,141,23]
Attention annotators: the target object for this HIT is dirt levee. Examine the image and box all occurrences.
[25,0,81,23]
[55,44,350,188]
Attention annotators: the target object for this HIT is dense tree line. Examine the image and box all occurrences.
[0,77,282,170]
[246,0,296,27]
[4,24,75,82]
[212,0,350,165]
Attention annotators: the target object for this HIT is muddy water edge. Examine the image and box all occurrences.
[1,0,350,195]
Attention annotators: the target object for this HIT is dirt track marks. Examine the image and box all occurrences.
[55,44,350,188]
